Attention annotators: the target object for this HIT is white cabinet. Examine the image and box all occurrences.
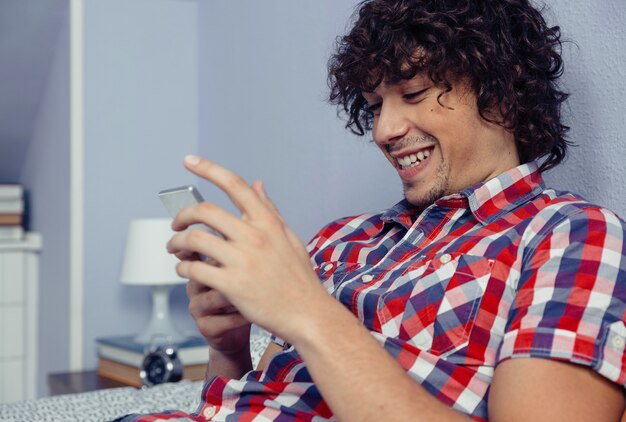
[0,234,41,403]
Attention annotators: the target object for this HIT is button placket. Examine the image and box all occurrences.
[361,274,374,283]
[439,253,452,264]
[606,321,626,353]
[203,405,217,420]
[612,335,625,349]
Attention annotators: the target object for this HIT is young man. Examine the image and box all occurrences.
[118,0,626,420]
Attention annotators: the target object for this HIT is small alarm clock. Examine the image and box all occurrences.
[139,343,183,387]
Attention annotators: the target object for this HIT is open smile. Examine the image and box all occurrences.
[389,146,435,170]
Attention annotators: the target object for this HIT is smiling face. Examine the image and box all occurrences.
[362,74,520,209]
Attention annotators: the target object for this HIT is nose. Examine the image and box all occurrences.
[373,101,410,145]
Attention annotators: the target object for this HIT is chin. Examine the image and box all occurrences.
[404,192,434,209]
[404,184,446,209]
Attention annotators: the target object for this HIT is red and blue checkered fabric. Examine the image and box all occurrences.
[123,162,626,421]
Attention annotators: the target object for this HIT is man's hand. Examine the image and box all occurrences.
[167,155,333,346]
[185,279,253,379]
[186,279,251,355]
[172,228,254,378]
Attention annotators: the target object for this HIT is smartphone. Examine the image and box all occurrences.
[158,185,204,219]
[159,185,235,313]
[158,185,223,239]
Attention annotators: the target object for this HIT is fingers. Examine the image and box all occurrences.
[176,259,230,292]
[186,279,209,297]
[183,155,276,221]
[252,180,312,265]
[251,180,282,221]
[251,180,267,201]
[171,202,247,242]
[188,286,234,317]
[174,250,202,262]
[167,228,233,266]
[195,312,250,342]
[188,286,248,347]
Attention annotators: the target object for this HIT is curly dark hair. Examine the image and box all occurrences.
[328,0,571,171]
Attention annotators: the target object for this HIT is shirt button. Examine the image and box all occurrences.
[440,253,452,264]
[612,335,625,349]
[203,405,217,419]
[323,264,334,272]
[361,274,374,283]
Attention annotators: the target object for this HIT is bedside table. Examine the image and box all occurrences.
[48,370,131,395]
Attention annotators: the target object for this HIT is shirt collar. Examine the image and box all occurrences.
[381,198,418,229]
[382,161,546,227]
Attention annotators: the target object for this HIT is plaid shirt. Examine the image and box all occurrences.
[121,162,626,421]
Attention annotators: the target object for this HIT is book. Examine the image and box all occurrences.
[0,185,23,201]
[0,200,23,213]
[97,356,207,387]
[95,335,209,367]
[0,226,24,241]
[0,213,22,226]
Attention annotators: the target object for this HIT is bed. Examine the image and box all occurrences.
[0,331,271,422]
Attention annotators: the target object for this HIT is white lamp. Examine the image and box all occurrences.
[120,218,188,344]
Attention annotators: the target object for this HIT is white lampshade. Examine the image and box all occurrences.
[120,218,188,344]
[120,218,185,286]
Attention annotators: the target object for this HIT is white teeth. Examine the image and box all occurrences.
[396,148,432,169]
[397,156,418,169]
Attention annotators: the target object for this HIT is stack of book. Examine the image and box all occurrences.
[96,335,209,387]
[0,184,24,242]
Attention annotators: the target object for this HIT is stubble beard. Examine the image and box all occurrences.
[403,158,449,210]
[388,134,449,209]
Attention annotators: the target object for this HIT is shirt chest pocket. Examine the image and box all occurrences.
[377,253,494,356]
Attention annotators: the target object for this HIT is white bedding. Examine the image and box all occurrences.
[0,330,271,422]
[0,380,203,422]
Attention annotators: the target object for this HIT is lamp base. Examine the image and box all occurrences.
[134,284,188,344]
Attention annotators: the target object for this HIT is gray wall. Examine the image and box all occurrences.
[0,0,68,182]
[197,0,399,244]
[19,7,70,398]
[81,0,201,370]
[541,1,626,216]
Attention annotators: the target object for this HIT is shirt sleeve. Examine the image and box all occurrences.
[496,205,626,386]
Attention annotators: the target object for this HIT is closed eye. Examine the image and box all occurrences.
[403,86,431,102]
[402,86,432,101]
